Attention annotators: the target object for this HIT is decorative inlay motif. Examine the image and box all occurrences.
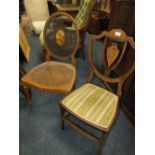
[56,29,65,46]
[107,45,120,67]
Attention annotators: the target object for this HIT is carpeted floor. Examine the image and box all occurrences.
[19,33,135,155]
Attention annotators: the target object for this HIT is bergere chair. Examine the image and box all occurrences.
[21,12,79,103]
[59,29,135,155]
[24,0,50,34]
[40,0,97,60]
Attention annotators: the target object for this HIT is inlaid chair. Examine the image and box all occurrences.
[21,12,79,103]
[40,0,97,60]
[59,29,135,155]
[24,0,50,34]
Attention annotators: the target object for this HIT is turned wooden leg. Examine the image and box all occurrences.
[43,48,47,61]
[59,104,65,130]
[23,85,32,104]
[96,132,108,155]
[43,49,52,62]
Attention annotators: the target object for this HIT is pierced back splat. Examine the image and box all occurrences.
[88,29,135,97]
[103,29,128,75]
[107,43,120,67]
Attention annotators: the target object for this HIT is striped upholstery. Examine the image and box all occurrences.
[61,83,119,131]
[74,0,95,29]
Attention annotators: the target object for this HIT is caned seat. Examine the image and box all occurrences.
[61,83,118,131]
[21,12,79,103]
[21,61,76,93]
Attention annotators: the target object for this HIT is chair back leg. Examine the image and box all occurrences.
[96,132,108,155]
[59,104,65,130]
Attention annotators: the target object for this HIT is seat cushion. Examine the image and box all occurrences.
[21,61,76,93]
[61,83,119,131]
[32,21,46,34]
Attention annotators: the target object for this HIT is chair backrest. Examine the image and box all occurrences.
[43,12,79,65]
[88,29,135,98]
[24,0,49,22]
[74,0,97,30]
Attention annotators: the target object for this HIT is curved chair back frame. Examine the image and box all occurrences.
[88,29,135,97]
[43,12,80,66]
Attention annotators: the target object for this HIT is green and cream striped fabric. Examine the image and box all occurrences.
[61,83,119,131]
[74,0,95,30]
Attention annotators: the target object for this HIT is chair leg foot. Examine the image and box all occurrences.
[59,104,65,130]
[96,132,108,155]
[23,86,32,104]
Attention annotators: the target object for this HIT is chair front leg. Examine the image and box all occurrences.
[23,85,32,104]
[43,48,52,62]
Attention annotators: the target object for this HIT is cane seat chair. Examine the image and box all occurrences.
[24,0,50,34]
[40,0,97,60]
[59,29,135,155]
[21,12,79,102]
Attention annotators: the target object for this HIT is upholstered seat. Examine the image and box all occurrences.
[61,83,119,131]
[21,61,76,93]
[24,0,49,34]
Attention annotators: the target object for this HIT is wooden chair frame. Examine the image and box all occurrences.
[88,29,135,97]
[21,13,78,104]
[59,29,135,155]
[43,1,97,61]
[43,12,80,67]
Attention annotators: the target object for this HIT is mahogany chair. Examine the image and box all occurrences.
[21,12,79,103]
[58,29,135,155]
[40,0,97,60]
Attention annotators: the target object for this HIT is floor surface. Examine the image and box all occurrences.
[19,33,135,155]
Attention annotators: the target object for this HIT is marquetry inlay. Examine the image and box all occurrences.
[56,29,65,46]
[107,44,119,67]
